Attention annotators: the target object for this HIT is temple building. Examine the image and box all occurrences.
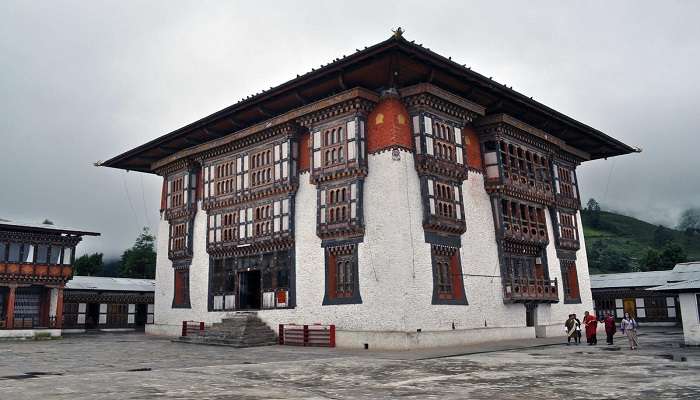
[0,219,99,338]
[102,33,636,349]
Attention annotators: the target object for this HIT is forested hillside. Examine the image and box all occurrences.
[581,205,700,274]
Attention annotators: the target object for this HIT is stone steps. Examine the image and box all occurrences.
[175,313,278,348]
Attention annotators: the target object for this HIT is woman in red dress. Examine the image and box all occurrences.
[583,311,599,345]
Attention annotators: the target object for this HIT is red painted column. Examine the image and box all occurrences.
[54,287,64,329]
[6,285,16,329]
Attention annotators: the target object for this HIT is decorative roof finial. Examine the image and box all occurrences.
[392,27,405,38]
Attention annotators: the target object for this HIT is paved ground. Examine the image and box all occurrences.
[1,328,699,399]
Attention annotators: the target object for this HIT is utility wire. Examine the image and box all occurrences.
[139,174,153,232]
[122,172,141,232]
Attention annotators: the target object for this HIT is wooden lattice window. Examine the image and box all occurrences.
[500,199,547,241]
[254,204,273,237]
[426,178,463,221]
[214,161,235,195]
[250,148,273,187]
[498,141,551,188]
[319,181,360,227]
[311,118,363,173]
[554,165,578,200]
[106,304,129,327]
[420,115,464,165]
[170,222,188,252]
[558,211,579,241]
[322,125,345,167]
[167,172,197,209]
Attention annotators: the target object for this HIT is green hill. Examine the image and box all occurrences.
[581,210,700,274]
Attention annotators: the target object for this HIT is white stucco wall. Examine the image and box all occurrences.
[678,292,700,345]
[147,149,594,348]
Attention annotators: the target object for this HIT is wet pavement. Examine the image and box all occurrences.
[0,328,698,399]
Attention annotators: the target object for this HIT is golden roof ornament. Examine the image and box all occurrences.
[392,27,405,38]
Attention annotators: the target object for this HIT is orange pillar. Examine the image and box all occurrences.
[54,287,64,329]
[5,285,16,329]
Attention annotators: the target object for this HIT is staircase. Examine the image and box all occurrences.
[177,312,278,348]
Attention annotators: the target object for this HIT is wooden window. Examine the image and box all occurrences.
[500,199,548,242]
[496,140,551,191]
[560,260,580,302]
[554,165,578,200]
[250,149,273,187]
[173,269,190,308]
[254,204,273,236]
[0,242,6,263]
[431,245,466,304]
[169,222,188,253]
[324,244,360,305]
[167,172,197,208]
[420,115,465,165]
[62,303,79,328]
[557,211,579,243]
[426,178,463,221]
[311,118,364,173]
[319,181,361,227]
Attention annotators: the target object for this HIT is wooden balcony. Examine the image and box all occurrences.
[0,263,72,282]
[503,277,559,303]
[502,220,548,246]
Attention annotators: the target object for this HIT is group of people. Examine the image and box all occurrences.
[565,311,639,350]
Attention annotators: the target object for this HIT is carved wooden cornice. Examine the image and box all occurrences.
[423,221,466,236]
[401,83,485,121]
[65,291,154,304]
[202,183,297,212]
[317,225,365,241]
[501,240,545,257]
[414,155,469,181]
[207,237,294,258]
[296,98,376,128]
[154,158,194,177]
[0,231,82,247]
[486,184,555,207]
[555,196,581,211]
[164,205,197,221]
[196,124,298,164]
[310,167,368,185]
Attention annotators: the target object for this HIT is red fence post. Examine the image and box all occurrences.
[303,325,309,347]
[329,325,336,348]
[199,321,205,336]
[182,321,187,337]
[278,324,284,345]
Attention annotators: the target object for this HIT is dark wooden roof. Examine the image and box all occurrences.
[0,220,100,237]
[102,34,637,173]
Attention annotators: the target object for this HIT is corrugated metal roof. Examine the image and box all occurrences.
[66,276,155,292]
[592,262,700,289]
[649,278,700,291]
[590,270,673,289]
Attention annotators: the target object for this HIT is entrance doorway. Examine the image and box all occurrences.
[623,298,636,318]
[86,303,100,329]
[238,270,261,310]
[525,304,537,327]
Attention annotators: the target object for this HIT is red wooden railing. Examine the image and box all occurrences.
[503,277,559,303]
[278,324,335,347]
[181,320,206,337]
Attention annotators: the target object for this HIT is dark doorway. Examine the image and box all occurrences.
[525,304,536,327]
[134,304,148,331]
[86,303,100,329]
[239,270,261,310]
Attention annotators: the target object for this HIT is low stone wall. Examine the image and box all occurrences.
[0,329,62,339]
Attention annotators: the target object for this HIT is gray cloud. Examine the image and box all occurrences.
[2,1,699,257]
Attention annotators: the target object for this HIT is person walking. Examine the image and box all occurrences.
[583,311,599,345]
[565,314,578,345]
[604,313,616,345]
[620,312,639,350]
[573,313,582,344]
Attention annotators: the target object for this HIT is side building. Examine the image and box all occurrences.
[0,220,99,338]
[102,33,636,349]
[63,276,154,333]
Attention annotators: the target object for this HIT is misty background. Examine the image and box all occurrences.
[1,1,699,259]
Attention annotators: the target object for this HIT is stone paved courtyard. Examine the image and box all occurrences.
[1,329,699,399]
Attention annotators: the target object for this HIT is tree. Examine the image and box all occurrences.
[73,253,104,276]
[678,208,700,232]
[641,242,687,271]
[119,227,157,279]
[42,219,54,225]
[584,198,602,228]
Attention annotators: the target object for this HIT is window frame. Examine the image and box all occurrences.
[430,245,468,305]
[322,243,362,305]
[172,268,191,308]
[560,259,581,304]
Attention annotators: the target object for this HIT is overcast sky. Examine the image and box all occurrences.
[1,1,699,258]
